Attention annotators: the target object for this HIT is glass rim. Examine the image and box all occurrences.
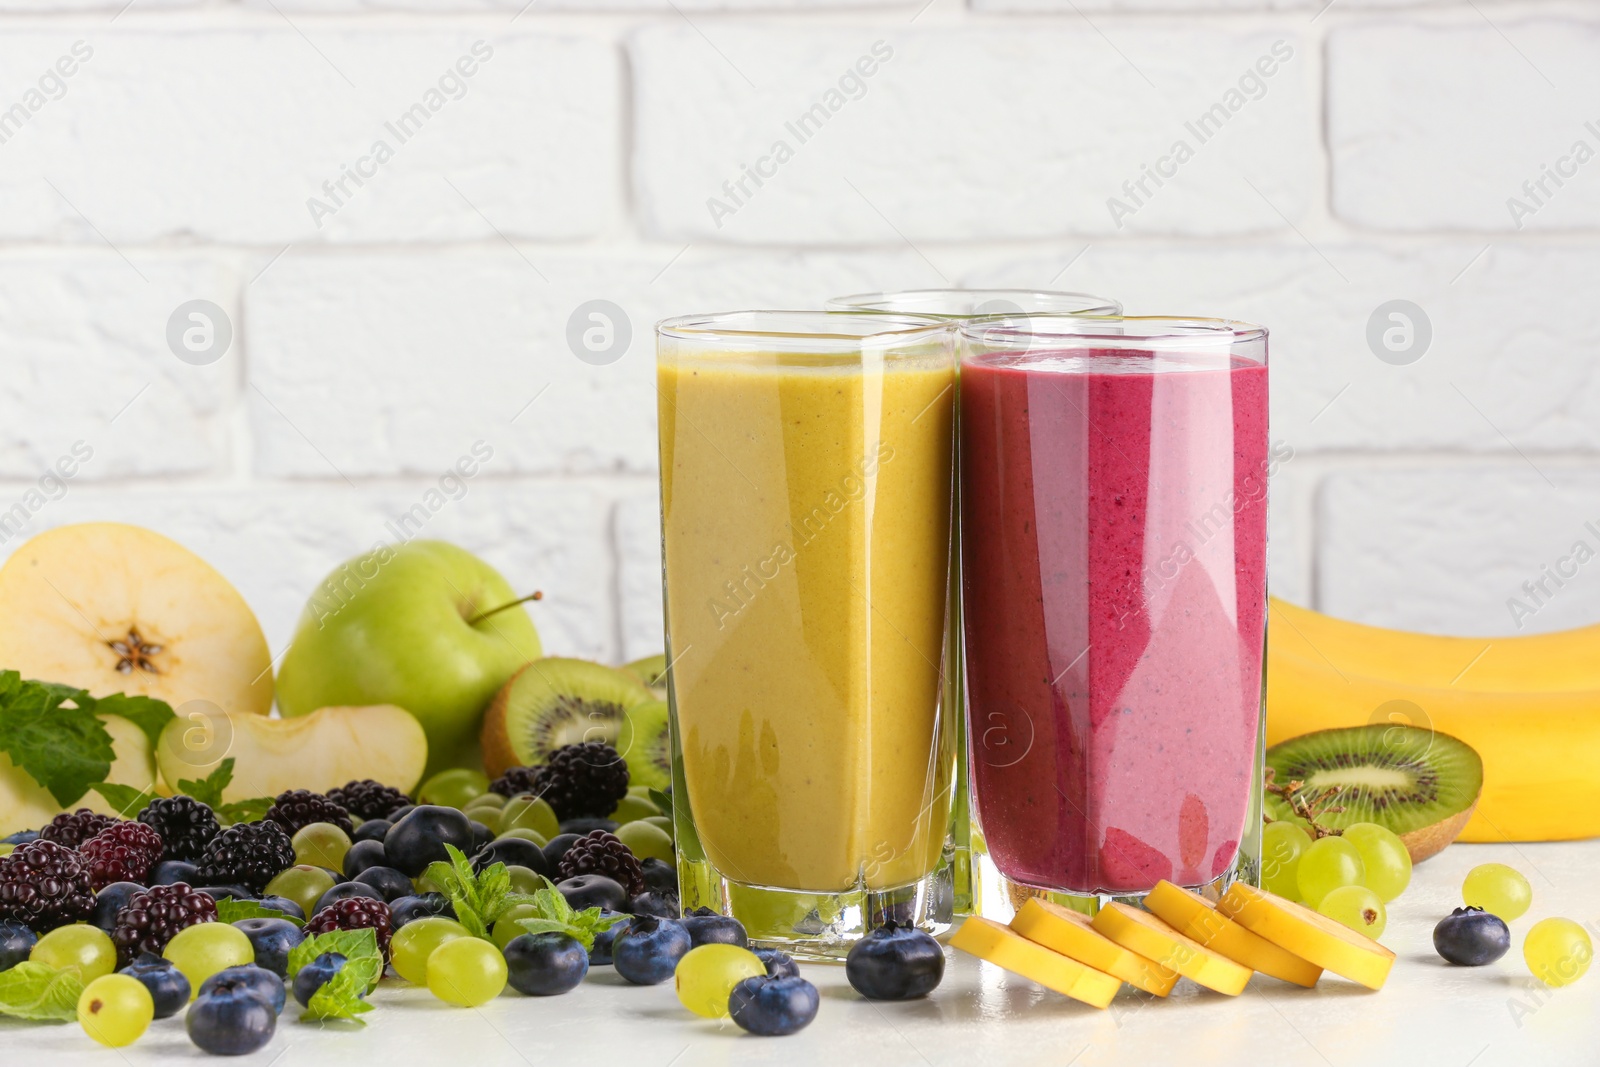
[656,309,949,344]
[960,314,1268,349]
[827,288,1122,317]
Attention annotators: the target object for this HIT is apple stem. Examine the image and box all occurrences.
[468,591,544,627]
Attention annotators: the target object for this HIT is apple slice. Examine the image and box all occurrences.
[0,715,158,836]
[0,523,273,717]
[155,704,428,800]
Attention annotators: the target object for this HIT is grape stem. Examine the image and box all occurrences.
[1263,767,1347,839]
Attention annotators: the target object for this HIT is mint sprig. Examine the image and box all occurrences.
[169,759,271,824]
[91,782,160,818]
[515,881,626,951]
[422,843,538,940]
[286,928,382,1022]
[0,962,86,1022]
[215,898,305,928]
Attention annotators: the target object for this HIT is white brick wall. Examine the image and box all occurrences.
[3,0,1599,681]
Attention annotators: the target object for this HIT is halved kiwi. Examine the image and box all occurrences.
[622,653,668,698]
[480,657,654,776]
[1264,724,1483,862]
[618,699,671,791]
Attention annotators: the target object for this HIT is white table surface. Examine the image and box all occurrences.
[8,839,1598,1066]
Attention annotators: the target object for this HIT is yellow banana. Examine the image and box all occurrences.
[1267,598,1600,843]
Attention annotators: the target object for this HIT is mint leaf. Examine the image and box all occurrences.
[423,844,538,940]
[0,962,85,1022]
[0,671,112,806]
[287,927,380,980]
[93,693,176,751]
[515,883,623,951]
[215,898,305,928]
[215,796,273,826]
[305,963,376,1022]
[177,758,235,809]
[648,788,672,815]
[91,782,159,818]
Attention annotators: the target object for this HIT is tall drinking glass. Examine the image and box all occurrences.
[657,311,959,957]
[958,316,1271,920]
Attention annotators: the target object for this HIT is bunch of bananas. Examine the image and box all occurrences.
[1267,597,1600,843]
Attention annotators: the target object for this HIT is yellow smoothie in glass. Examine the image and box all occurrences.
[659,347,955,894]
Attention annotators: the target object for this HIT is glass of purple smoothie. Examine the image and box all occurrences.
[957,316,1273,918]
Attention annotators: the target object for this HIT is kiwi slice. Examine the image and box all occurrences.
[623,653,668,697]
[1265,724,1483,862]
[481,657,654,776]
[618,699,671,791]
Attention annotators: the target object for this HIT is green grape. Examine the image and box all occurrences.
[674,944,766,1019]
[1524,917,1592,987]
[391,917,471,985]
[77,973,154,1047]
[615,821,674,864]
[163,922,254,997]
[491,904,541,951]
[500,795,559,839]
[643,815,674,839]
[419,768,489,809]
[1260,821,1312,900]
[611,795,659,823]
[0,844,13,857]
[1341,823,1412,902]
[292,822,352,871]
[1315,884,1386,939]
[264,864,337,920]
[1296,836,1365,908]
[464,792,508,812]
[426,937,507,1006]
[497,828,549,848]
[504,866,545,896]
[31,924,117,982]
[1463,863,1532,921]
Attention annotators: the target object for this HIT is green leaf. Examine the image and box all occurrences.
[91,782,159,819]
[215,898,305,928]
[286,927,381,981]
[0,671,112,807]
[177,758,235,809]
[214,796,273,826]
[0,962,86,1022]
[92,693,176,752]
[648,788,673,816]
[304,964,376,1022]
[513,884,624,951]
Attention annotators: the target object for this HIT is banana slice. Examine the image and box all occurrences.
[1145,881,1322,988]
[1218,883,1395,990]
[1090,902,1253,996]
[951,918,1122,1008]
[1011,899,1179,996]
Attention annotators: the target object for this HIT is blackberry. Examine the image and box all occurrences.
[327,780,412,821]
[306,896,393,960]
[488,766,540,798]
[38,809,119,849]
[529,742,630,820]
[263,790,353,836]
[80,822,166,890]
[0,840,96,931]
[556,830,645,896]
[137,796,221,862]
[196,821,296,894]
[110,882,217,965]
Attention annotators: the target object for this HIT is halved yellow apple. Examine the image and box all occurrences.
[0,715,158,836]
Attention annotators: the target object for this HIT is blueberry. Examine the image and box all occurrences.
[0,920,38,973]
[504,932,589,996]
[291,952,348,1009]
[386,805,416,822]
[558,874,627,912]
[384,806,473,877]
[201,964,287,1015]
[352,819,392,844]
[389,893,455,929]
[121,954,190,1019]
[473,837,554,878]
[353,865,413,903]
[198,884,255,902]
[1,831,38,845]
[628,890,679,920]
[468,820,495,854]
[756,948,800,979]
[845,924,944,1000]
[612,915,691,985]
[187,974,278,1055]
[91,881,145,933]
[729,975,820,1036]
[558,817,618,836]
[233,918,305,979]
[681,906,748,948]
[342,838,390,878]
[149,859,200,886]
[588,913,630,966]
[541,833,582,868]
[255,895,306,922]
[313,881,386,914]
[318,866,350,885]
[1434,906,1512,966]
[639,857,677,895]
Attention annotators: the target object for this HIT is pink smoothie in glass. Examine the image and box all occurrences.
[961,348,1269,895]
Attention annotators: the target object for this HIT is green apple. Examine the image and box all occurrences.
[275,541,541,776]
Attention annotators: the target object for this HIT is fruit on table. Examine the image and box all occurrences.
[232,917,303,979]
[419,767,489,808]
[617,699,672,791]
[1523,917,1592,987]
[120,954,190,1018]
[1340,823,1413,902]
[155,704,427,801]
[292,822,352,871]
[1316,885,1386,939]
[196,821,297,894]
[505,931,591,997]
[292,951,347,1008]
[163,921,254,996]
[1462,862,1532,920]
[1296,836,1366,908]
[496,741,630,822]
[0,715,157,837]
[0,839,95,931]
[1091,903,1252,996]
[680,906,749,949]
[951,918,1120,1008]
[111,883,218,965]
[0,523,273,716]
[426,936,508,1006]
[615,821,673,865]
[499,795,560,840]
[1218,883,1395,990]
[200,964,286,1015]
[845,923,945,1000]
[1260,821,1312,901]
[1140,882,1321,988]
[78,972,155,1048]
[674,943,766,1018]
[385,805,474,877]
[188,969,277,1055]
[137,796,221,863]
[480,659,654,778]
[392,916,471,985]
[1433,907,1511,966]
[1011,898,1178,995]
[31,922,117,981]
[0,919,37,971]
[613,915,692,985]
[1267,597,1600,843]
[263,866,337,921]
[1265,725,1482,862]
[729,974,821,1036]
[276,541,542,777]
[755,948,799,979]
